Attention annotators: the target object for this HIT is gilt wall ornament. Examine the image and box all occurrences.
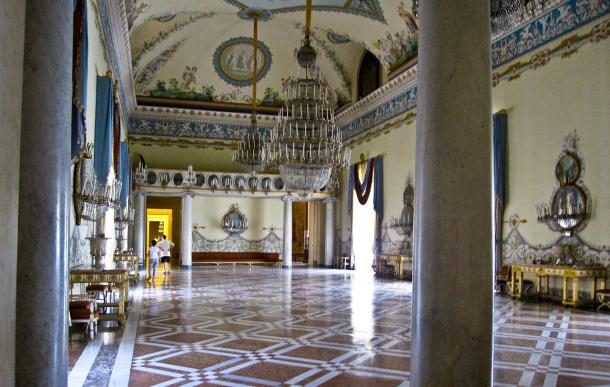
[222,204,248,235]
[536,130,591,238]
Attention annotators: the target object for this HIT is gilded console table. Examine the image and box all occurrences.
[113,252,140,281]
[375,255,413,280]
[69,265,129,322]
[510,264,607,307]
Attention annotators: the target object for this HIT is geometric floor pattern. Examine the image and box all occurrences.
[70,266,610,386]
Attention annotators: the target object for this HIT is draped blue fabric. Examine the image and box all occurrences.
[71,0,88,160]
[493,113,507,205]
[94,76,114,184]
[493,112,508,272]
[373,156,384,220]
[119,142,130,208]
[347,166,355,214]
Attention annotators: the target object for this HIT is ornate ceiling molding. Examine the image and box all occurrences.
[112,0,608,147]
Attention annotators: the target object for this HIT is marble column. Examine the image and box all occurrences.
[324,198,336,267]
[411,0,492,385]
[0,1,25,385]
[282,197,293,269]
[134,192,146,268]
[181,194,193,268]
[15,0,72,385]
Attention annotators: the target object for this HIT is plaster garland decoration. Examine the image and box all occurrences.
[192,229,282,254]
[502,214,610,267]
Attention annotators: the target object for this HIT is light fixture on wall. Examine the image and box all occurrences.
[265,0,350,195]
[232,11,267,175]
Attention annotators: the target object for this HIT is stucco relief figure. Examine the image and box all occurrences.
[398,1,419,34]
[182,65,198,89]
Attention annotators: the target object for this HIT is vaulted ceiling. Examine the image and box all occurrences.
[127,0,419,112]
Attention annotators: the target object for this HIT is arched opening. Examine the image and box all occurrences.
[358,51,381,100]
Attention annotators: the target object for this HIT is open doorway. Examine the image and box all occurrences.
[146,208,173,276]
[351,178,376,273]
[292,201,309,263]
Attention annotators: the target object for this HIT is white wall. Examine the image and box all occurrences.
[0,2,25,384]
[191,196,284,240]
[337,36,610,256]
[493,37,610,244]
[338,120,417,242]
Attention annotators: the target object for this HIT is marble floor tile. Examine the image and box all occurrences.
[67,266,610,386]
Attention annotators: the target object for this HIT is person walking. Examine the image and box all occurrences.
[149,239,161,281]
[158,234,175,275]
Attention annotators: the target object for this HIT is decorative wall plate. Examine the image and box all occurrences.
[195,173,205,187]
[146,171,157,185]
[213,37,272,87]
[261,177,271,191]
[273,177,284,190]
[173,172,184,186]
[248,176,258,190]
[208,174,219,189]
[221,174,232,189]
[234,175,246,190]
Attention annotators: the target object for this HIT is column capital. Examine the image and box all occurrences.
[282,195,296,202]
[323,196,337,204]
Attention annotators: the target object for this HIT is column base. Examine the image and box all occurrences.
[180,265,192,270]
[282,265,293,269]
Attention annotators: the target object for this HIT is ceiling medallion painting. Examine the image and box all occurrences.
[213,37,272,87]
[224,0,385,22]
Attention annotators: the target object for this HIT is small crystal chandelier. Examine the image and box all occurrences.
[266,0,350,195]
[232,12,266,174]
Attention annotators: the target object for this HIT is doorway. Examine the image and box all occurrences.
[292,201,309,263]
[146,208,173,273]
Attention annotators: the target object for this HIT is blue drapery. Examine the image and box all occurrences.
[373,156,384,220]
[119,142,130,208]
[71,0,88,160]
[493,112,508,272]
[347,166,355,214]
[493,113,507,206]
[94,76,114,185]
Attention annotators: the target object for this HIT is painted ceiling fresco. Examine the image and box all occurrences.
[126,0,419,109]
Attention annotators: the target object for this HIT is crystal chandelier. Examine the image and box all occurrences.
[232,12,266,174]
[266,0,350,195]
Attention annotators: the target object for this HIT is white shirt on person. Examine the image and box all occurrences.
[157,239,174,257]
[149,245,161,261]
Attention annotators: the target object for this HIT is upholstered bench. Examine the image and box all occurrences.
[597,290,610,312]
[69,299,98,335]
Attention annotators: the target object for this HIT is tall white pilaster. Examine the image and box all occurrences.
[181,193,193,267]
[324,197,336,267]
[282,196,293,268]
[134,192,146,268]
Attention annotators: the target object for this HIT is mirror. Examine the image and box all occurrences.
[248,176,258,190]
[221,175,232,189]
[195,173,205,187]
[146,171,157,185]
[555,153,580,186]
[208,174,219,190]
[222,204,247,235]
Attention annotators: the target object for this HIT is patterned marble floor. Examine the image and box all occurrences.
[68,266,610,386]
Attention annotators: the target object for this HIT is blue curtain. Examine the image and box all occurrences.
[94,76,114,185]
[373,156,384,220]
[119,142,130,208]
[71,0,88,160]
[493,112,508,272]
[347,166,355,214]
